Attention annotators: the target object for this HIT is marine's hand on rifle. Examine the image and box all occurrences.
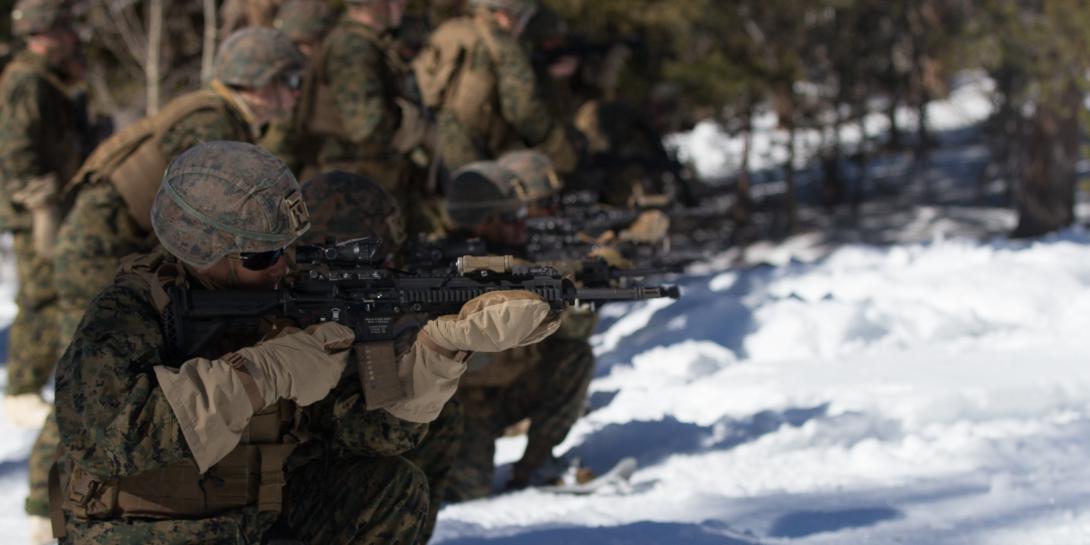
[236,322,357,409]
[380,290,559,424]
[152,322,355,473]
[424,290,559,353]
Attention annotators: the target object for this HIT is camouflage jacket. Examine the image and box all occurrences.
[299,17,405,169]
[157,89,255,167]
[426,15,561,170]
[0,50,83,230]
[55,253,428,484]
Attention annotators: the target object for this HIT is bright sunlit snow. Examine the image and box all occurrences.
[431,230,1090,545]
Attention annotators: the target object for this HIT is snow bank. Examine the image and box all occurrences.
[435,230,1090,544]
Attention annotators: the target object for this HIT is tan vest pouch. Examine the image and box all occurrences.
[309,84,346,136]
[305,46,347,138]
[60,400,297,521]
[70,91,229,233]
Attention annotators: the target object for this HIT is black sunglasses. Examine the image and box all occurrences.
[234,248,285,271]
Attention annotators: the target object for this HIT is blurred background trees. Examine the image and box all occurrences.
[536,0,1090,238]
[8,0,1089,239]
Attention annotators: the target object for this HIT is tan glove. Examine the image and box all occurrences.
[587,246,633,270]
[27,514,52,545]
[392,98,429,155]
[3,393,51,429]
[154,322,355,472]
[425,290,559,352]
[11,174,60,258]
[234,322,355,407]
[619,210,671,244]
[536,123,578,174]
[380,291,560,423]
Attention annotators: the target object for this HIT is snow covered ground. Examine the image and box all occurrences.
[432,229,1090,544]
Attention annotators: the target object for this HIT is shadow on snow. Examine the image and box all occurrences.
[438,520,764,545]
[564,405,829,475]
[768,508,902,538]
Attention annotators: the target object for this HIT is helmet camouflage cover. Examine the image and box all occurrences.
[12,0,71,36]
[152,141,310,268]
[274,0,337,44]
[301,171,406,250]
[444,161,523,229]
[214,27,304,88]
[497,150,562,203]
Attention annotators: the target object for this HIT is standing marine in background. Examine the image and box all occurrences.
[293,0,430,204]
[20,28,304,544]
[261,0,339,166]
[0,0,87,430]
[413,0,577,175]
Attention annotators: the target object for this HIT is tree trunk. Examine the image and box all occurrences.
[1012,81,1079,238]
[785,115,798,234]
[823,104,844,210]
[886,93,901,150]
[145,0,162,115]
[201,0,217,84]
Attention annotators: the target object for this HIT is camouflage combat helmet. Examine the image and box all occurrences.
[497,150,562,203]
[214,27,304,89]
[151,141,310,268]
[444,161,524,229]
[12,0,71,36]
[274,0,337,44]
[301,171,406,251]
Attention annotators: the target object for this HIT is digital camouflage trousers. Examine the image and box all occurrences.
[447,336,595,501]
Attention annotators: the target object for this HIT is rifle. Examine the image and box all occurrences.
[401,237,489,269]
[163,238,680,358]
[526,208,640,238]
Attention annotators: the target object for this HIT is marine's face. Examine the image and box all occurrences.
[246,78,300,126]
[34,27,81,75]
[199,252,290,290]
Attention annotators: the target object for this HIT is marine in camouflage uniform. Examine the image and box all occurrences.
[0,0,85,405]
[440,159,596,500]
[414,0,576,174]
[294,1,416,187]
[273,0,338,59]
[260,0,338,166]
[300,171,462,543]
[54,142,429,545]
[27,27,303,524]
[55,142,556,544]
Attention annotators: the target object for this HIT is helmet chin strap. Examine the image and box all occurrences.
[226,259,243,288]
